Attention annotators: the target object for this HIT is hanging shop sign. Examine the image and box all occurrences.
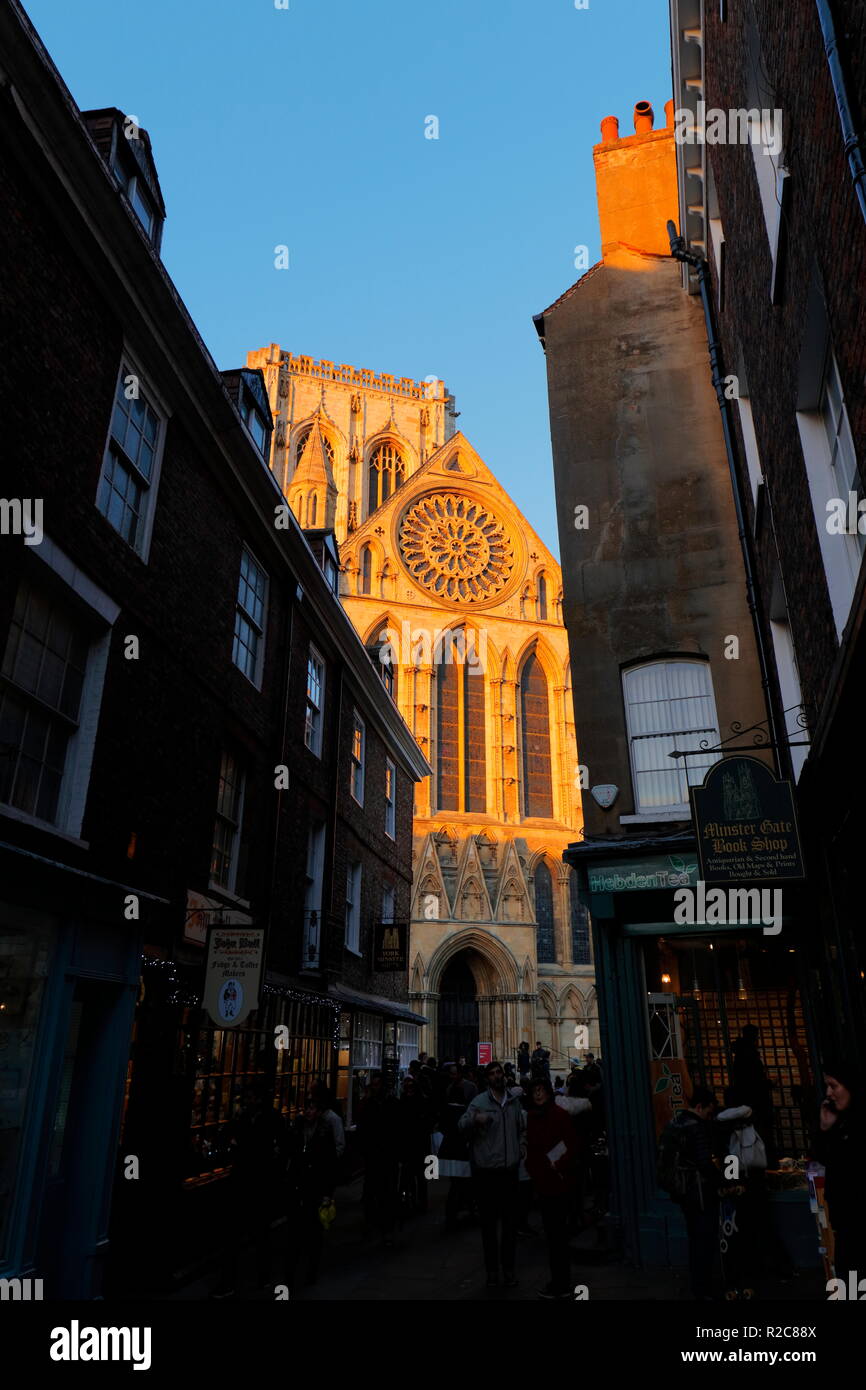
[185,889,252,946]
[203,925,264,1027]
[373,921,408,973]
[588,853,699,894]
[477,1042,493,1066]
[690,755,804,884]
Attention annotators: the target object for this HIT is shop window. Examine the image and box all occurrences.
[0,917,57,1262]
[622,659,721,815]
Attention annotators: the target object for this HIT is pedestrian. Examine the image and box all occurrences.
[731,1026,774,1160]
[286,1093,338,1289]
[439,1065,475,1233]
[211,1082,286,1298]
[814,1061,866,1284]
[583,1053,602,1087]
[531,1040,550,1080]
[556,1071,594,1230]
[517,1041,531,1080]
[310,1081,346,1166]
[525,1075,579,1299]
[553,1074,564,1095]
[357,1071,401,1246]
[458,1059,525,1288]
[504,1062,518,1088]
[657,1086,720,1300]
[398,1075,431,1214]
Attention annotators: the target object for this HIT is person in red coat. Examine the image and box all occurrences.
[525,1076,579,1300]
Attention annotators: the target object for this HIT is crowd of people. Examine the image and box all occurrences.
[208,1028,861,1303]
[210,1046,607,1300]
[657,1035,863,1301]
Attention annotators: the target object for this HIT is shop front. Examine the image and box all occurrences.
[567,833,821,1271]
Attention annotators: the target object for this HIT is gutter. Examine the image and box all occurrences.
[816,0,866,224]
[666,220,791,781]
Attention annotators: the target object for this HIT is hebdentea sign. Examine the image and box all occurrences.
[690,756,804,885]
[203,926,265,1027]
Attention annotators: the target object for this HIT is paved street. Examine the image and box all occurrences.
[168,1175,825,1304]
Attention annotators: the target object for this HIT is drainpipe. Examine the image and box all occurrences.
[666,221,790,779]
[816,0,866,224]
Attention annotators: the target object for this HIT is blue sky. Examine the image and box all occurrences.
[26,0,672,556]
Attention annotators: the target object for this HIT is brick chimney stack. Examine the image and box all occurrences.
[593,97,679,258]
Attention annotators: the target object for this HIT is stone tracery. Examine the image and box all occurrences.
[398,492,514,603]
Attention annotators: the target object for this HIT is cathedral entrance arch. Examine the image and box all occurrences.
[428,930,527,1063]
[437,955,479,1066]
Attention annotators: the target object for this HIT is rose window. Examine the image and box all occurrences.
[398,493,514,602]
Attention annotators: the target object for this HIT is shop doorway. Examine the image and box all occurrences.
[644,936,813,1158]
[438,954,479,1066]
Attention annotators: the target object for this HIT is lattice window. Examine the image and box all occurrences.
[535,861,556,964]
[368,442,405,513]
[520,652,553,817]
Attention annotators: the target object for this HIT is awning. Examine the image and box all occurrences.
[327,983,426,1026]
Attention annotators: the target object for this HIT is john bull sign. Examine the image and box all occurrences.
[690,756,804,884]
[203,925,264,1026]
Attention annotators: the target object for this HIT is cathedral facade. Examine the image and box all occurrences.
[247,343,598,1066]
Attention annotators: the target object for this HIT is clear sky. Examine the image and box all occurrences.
[25,0,672,557]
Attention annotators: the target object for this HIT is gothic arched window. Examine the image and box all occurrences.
[360,545,372,595]
[436,628,485,813]
[308,493,317,527]
[535,861,556,964]
[368,442,405,513]
[537,574,548,622]
[569,869,591,964]
[520,652,553,818]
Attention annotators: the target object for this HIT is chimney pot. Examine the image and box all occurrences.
[600,115,619,143]
[664,98,675,129]
[634,101,654,134]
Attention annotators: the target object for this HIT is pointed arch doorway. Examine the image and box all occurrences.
[437,954,479,1066]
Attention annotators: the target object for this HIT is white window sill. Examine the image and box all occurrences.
[619,811,692,825]
[207,882,252,911]
[385,828,396,841]
[0,802,89,848]
[344,945,363,958]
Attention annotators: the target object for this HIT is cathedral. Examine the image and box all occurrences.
[247,343,599,1067]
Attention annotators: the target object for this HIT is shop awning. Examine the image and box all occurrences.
[327,984,426,1026]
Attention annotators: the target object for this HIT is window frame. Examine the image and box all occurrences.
[305,647,326,757]
[384,757,396,838]
[0,559,116,841]
[209,748,247,897]
[232,545,269,688]
[622,658,721,818]
[345,861,362,955]
[97,354,168,562]
[350,711,366,806]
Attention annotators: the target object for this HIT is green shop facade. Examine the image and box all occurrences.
[567,770,821,1271]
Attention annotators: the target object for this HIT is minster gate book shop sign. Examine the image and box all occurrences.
[690,756,804,884]
[203,926,265,1027]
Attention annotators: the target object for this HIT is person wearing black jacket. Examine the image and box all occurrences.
[814,1061,865,1283]
[286,1094,338,1288]
[672,1087,720,1300]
